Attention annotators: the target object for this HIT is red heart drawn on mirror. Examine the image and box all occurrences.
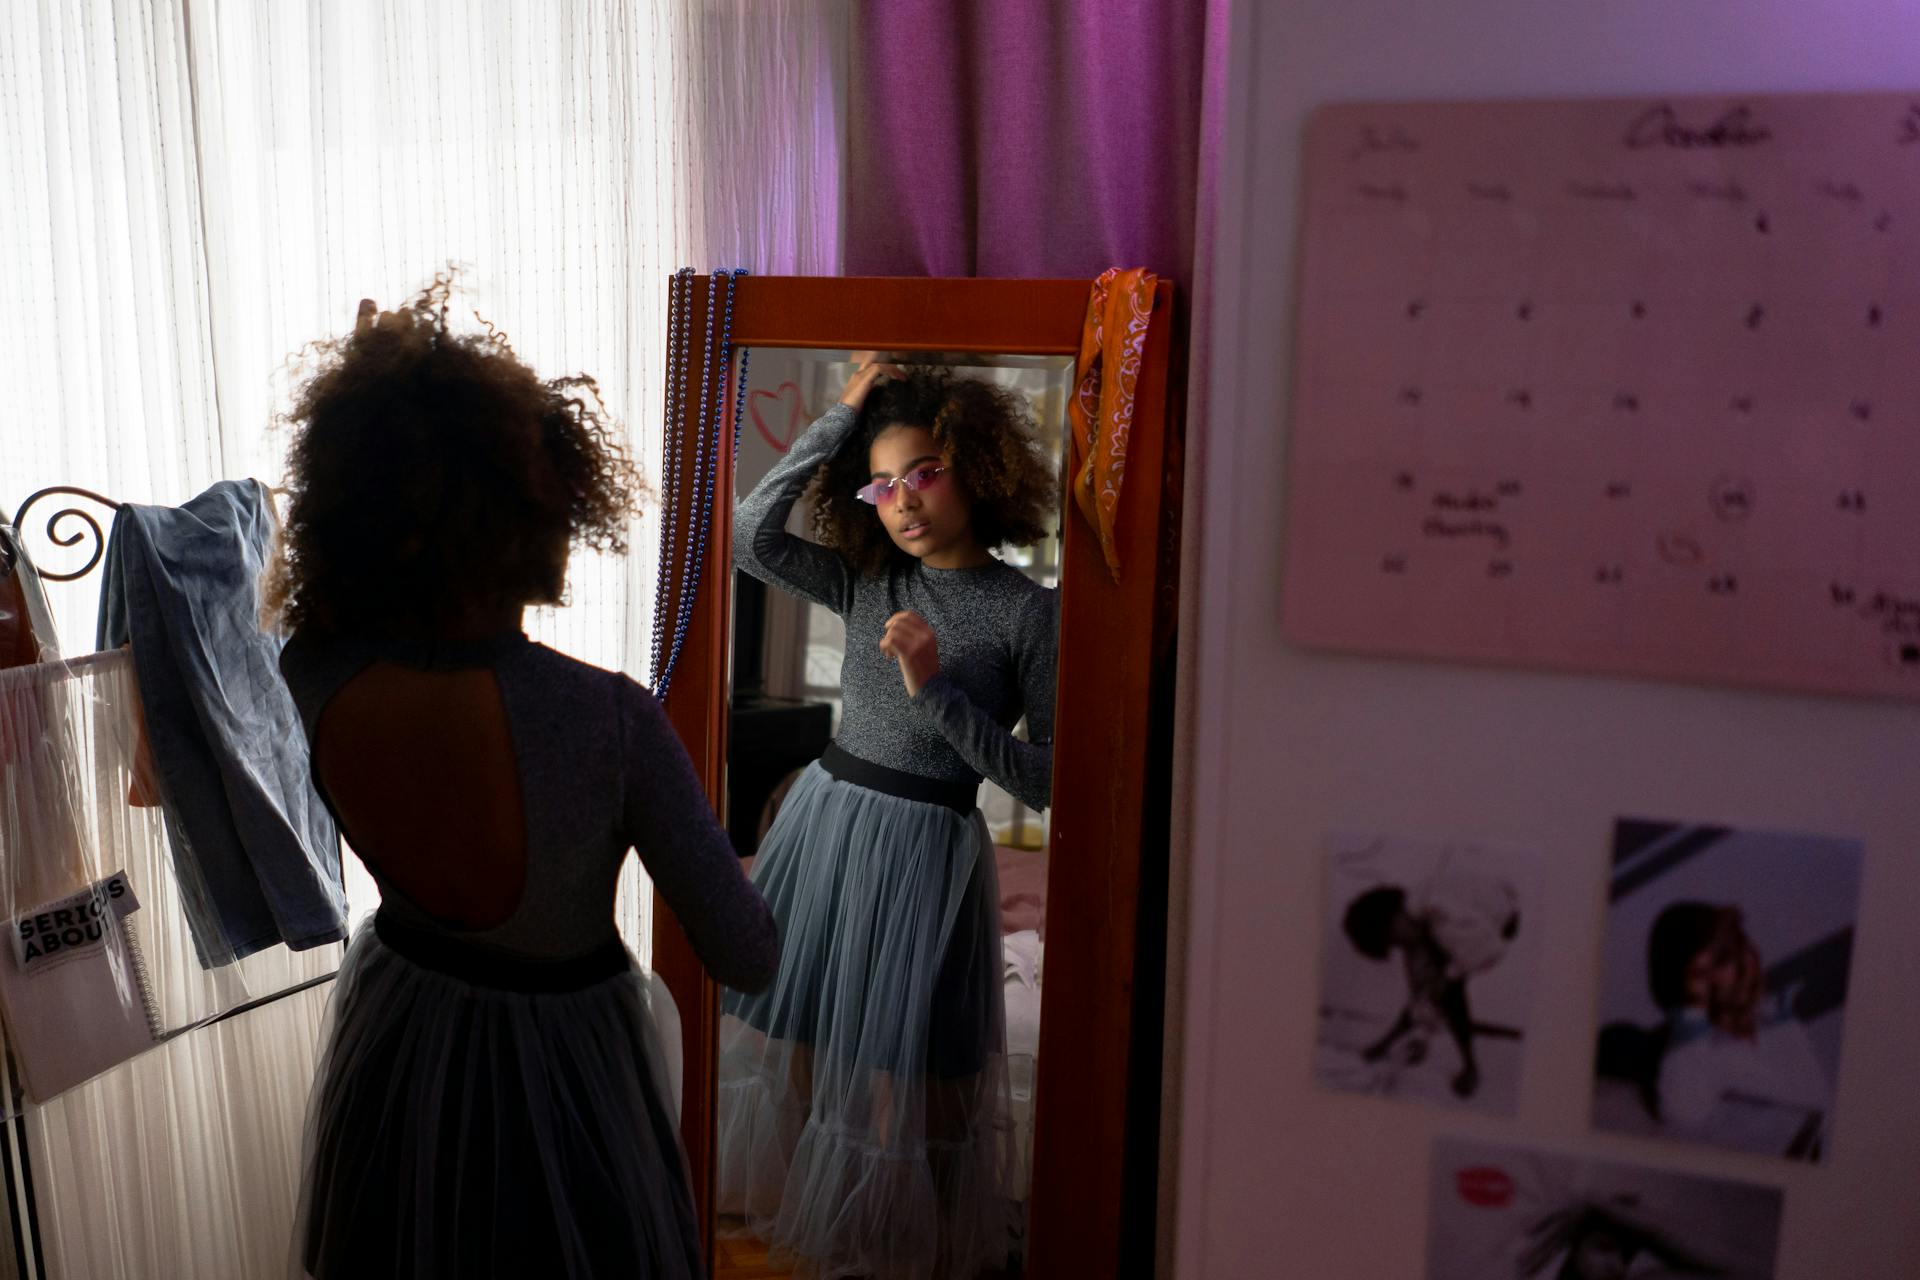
[749,382,807,454]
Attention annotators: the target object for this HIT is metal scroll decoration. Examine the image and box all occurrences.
[4,487,122,583]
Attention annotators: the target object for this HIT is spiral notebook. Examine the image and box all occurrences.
[0,870,162,1103]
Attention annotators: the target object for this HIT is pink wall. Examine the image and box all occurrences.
[1170,3,1920,1276]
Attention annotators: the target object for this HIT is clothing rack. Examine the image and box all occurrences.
[3,483,286,584]
[0,648,127,683]
[1,483,336,1280]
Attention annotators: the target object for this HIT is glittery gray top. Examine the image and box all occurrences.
[279,629,778,984]
[734,404,1058,811]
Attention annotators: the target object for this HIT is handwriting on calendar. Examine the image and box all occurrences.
[1624,103,1772,151]
[1285,92,1920,699]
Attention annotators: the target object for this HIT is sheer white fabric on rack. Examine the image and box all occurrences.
[0,653,338,1093]
[7,982,332,1280]
[0,651,339,1278]
[0,1,846,1276]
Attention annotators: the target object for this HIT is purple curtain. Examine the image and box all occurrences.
[845,0,1214,287]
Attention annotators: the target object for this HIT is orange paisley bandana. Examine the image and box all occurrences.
[1067,268,1157,581]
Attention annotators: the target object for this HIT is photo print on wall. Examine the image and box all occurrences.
[1317,832,1537,1115]
[1591,816,1862,1162]
[1429,1135,1784,1280]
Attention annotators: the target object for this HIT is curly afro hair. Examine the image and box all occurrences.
[1342,885,1408,961]
[809,366,1056,576]
[1646,901,1731,1011]
[263,277,641,635]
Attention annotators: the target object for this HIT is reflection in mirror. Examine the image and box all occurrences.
[712,349,1071,1280]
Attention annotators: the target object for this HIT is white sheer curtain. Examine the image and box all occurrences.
[0,2,845,1276]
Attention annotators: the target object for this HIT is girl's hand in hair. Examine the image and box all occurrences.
[838,351,905,410]
[353,298,425,339]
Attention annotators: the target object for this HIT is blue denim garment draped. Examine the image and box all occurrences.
[98,479,345,964]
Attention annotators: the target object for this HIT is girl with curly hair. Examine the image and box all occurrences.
[718,357,1059,1279]
[269,284,777,1280]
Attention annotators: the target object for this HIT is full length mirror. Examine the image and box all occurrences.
[711,347,1073,1280]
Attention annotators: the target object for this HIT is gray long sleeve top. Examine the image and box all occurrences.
[734,404,1058,812]
[280,629,779,988]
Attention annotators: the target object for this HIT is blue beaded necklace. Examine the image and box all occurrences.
[651,267,749,698]
[649,268,694,688]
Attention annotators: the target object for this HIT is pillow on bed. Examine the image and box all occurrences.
[995,846,1047,938]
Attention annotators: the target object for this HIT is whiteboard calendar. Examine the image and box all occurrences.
[1282,93,1920,700]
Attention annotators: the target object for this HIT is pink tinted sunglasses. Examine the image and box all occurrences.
[856,463,947,506]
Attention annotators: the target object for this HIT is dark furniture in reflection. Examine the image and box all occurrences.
[726,571,833,856]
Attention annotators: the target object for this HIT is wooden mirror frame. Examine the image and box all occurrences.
[649,276,1183,1279]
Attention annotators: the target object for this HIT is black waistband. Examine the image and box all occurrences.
[819,741,978,814]
[373,908,631,994]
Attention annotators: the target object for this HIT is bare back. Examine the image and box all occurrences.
[279,627,778,986]
[314,664,528,930]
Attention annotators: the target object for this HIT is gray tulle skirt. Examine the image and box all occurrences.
[290,913,698,1279]
[717,759,1016,1280]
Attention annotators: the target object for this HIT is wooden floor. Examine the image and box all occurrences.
[711,1227,1021,1280]
[712,1229,795,1279]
